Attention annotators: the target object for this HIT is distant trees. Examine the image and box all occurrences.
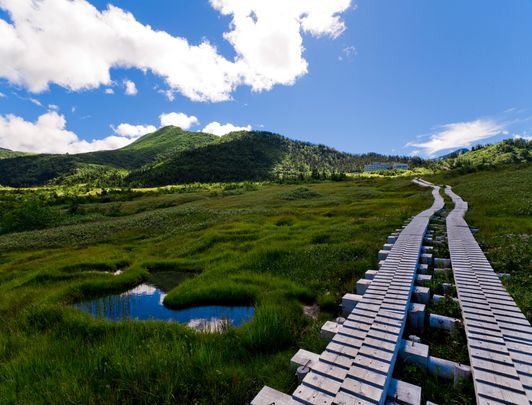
[439,138,531,173]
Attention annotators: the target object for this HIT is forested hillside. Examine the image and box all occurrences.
[126,131,421,186]
[0,127,217,187]
[438,138,531,171]
[0,128,422,187]
[0,147,29,160]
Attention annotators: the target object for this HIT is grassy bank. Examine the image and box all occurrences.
[0,178,431,404]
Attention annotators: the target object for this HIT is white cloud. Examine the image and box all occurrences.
[0,111,136,154]
[160,89,175,102]
[159,112,199,129]
[407,119,505,156]
[48,104,59,111]
[124,80,137,96]
[514,133,532,141]
[0,0,351,102]
[338,45,357,61]
[104,88,114,95]
[202,121,251,136]
[112,123,156,139]
[29,97,42,107]
[0,91,5,98]
[210,0,351,92]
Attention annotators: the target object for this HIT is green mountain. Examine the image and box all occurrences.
[127,130,420,186]
[0,127,422,187]
[0,127,217,187]
[438,138,531,171]
[2,128,529,188]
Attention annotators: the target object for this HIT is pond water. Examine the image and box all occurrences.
[73,271,254,332]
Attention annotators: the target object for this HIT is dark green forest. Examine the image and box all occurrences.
[0,127,422,187]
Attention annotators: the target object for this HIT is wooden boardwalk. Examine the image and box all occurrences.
[445,186,532,405]
[252,180,444,405]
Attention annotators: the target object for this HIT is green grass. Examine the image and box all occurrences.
[0,177,432,404]
[393,359,475,404]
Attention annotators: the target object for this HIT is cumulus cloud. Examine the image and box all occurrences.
[104,88,114,95]
[159,112,199,129]
[0,0,351,102]
[0,111,138,154]
[112,123,156,138]
[0,107,253,154]
[211,0,351,92]
[202,121,251,136]
[0,91,5,98]
[0,111,161,154]
[124,80,137,96]
[407,119,505,156]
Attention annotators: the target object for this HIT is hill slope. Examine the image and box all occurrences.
[0,128,421,187]
[127,131,420,186]
[0,127,218,187]
[438,138,531,171]
[0,147,30,160]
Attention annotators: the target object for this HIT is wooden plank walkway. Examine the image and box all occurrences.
[252,180,444,405]
[445,186,532,405]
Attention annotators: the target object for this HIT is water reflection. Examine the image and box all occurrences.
[73,271,254,331]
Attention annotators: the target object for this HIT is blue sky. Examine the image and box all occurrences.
[0,0,531,156]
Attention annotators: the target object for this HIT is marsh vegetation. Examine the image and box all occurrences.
[0,162,529,404]
[0,177,431,404]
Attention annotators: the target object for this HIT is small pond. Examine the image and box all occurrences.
[73,271,254,332]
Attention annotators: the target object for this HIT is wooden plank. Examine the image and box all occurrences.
[311,361,348,382]
[326,342,359,359]
[475,381,529,405]
[340,378,383,402]
[319,352,353,369]
[353,354,391,374]
[302,372,342,396]
[292,384,335,405]
[334,390,376,405]
[473,369,526,393]
[358,346,393,362]
[347,365,387,387]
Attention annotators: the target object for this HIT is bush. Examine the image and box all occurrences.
[0,198,57,233]
[279,187,320,200]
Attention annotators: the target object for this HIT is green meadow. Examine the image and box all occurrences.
[0,163,529,404]
[0,178,432,404]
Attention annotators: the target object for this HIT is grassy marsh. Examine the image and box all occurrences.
[0,178,431,404]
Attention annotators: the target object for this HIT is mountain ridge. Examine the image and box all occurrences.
[2,127,529,187]
[0,127,422,187]
[436,138,531,171]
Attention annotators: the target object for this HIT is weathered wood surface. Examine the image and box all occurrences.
[445,186,532,405]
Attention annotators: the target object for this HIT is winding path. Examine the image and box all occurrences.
[252,181,532,404]
[445,186,532,404]
[252,180,443,405]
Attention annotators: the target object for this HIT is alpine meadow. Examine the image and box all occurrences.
[1,1,531,404]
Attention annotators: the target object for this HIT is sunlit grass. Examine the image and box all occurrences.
[0,177,432,404]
